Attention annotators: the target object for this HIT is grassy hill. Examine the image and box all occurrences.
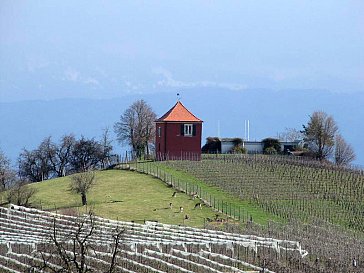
[6,170,224,227]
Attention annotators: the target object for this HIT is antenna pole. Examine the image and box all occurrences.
[247,120,250,141]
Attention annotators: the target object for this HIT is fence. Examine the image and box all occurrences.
[124,160,254,224]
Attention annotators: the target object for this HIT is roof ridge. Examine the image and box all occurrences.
[176,101,202,121]
[156,101,202,122]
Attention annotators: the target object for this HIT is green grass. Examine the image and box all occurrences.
[131,162,279,225]
[9,170,224,227]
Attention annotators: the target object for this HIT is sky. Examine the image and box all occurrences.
[0,1,363,102]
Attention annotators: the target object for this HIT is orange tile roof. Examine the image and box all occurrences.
[156,101,202,122]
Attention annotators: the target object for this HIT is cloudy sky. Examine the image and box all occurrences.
[0,1,363,102]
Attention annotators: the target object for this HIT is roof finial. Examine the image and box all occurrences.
[177,93,181,102]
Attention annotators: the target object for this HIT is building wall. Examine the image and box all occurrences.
[221,142,235,153]
[244,142,264,153]
[155,122,202,159]
[219,140,302,154]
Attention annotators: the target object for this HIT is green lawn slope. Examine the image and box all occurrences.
[21,170,222,227]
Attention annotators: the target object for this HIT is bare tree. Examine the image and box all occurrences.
[114,99,156,158]
[100,127,113,168]
[70,137,103,172]
[31,210,124,273]
[0,149,16,190]
[69,171,96,206]
[6,181,37,207]
[302,111,338,160]
[18,149,44,182]
[335,134,356,166]
[37,136,54,179]
[278,127,303,142]
[48,134,76,177]
[18,137,54,182]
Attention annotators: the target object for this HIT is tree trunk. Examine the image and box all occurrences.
[81,193,87,206]
[146,142,149,158]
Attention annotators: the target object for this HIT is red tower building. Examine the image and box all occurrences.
[155,101,203,160]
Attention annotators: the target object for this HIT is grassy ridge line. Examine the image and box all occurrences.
[130,161,279,225]
[1,170,222,227]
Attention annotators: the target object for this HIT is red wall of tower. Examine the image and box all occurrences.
[155,122,202,160]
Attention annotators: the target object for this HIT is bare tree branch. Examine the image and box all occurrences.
[335,134,356,166]
[30,210,124,273]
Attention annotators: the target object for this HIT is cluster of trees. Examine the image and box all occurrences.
[1,134,106,206]
[302,111,356,166]
[18,132,112,182]
[264,112,356,166]
[13,132,112,207]
[1,99,157,207]
[0,131,113,207]
[2,99,159,185]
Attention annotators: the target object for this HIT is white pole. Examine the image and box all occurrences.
[244,120,246,140]
[247,120,250,141]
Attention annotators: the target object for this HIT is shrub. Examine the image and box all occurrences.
[264,147,277,155]
[262,138,281,153]
[232,138,243,146]
[231,145,247,154]
[6,181,37,207]
[202,137,221,153]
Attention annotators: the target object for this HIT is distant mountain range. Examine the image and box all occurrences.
[1,88,363,167]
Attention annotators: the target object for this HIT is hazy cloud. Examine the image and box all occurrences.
[26,57,49,73]
[64,67,80,82]
[84,77,100,87]
[153,67,247,91]
[63,67,101,88]
[123,80,144,91]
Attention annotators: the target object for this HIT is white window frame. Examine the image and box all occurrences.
[184,124,193,136]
